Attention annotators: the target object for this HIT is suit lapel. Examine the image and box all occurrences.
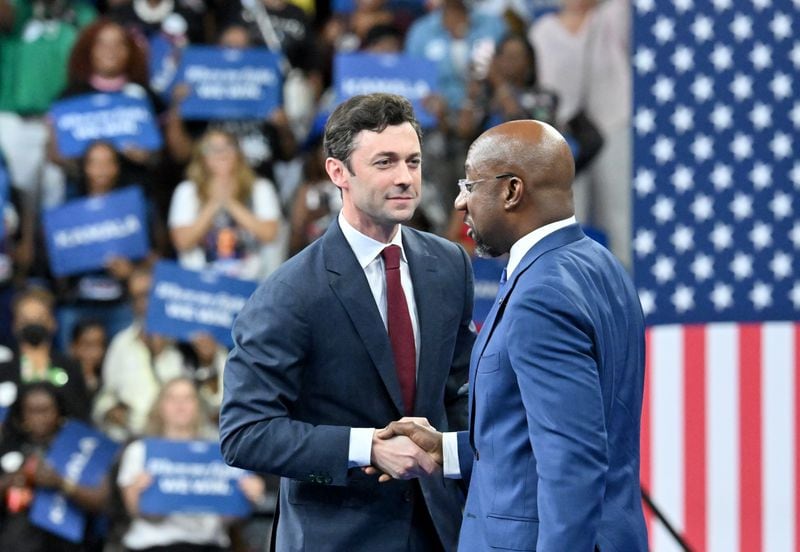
[323,223,405,415]
[468,224,587,440]
[403,230,442,415]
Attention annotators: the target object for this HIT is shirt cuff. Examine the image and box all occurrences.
[348,427,375,468]
[442,431,462,479]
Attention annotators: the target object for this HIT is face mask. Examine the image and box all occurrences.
[17,324,51,347]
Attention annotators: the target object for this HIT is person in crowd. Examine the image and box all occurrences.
[0,0,98,284]
[165,23,298,186]
[0,287,89,421]
[92,267,226,441]
[108,0,211,44]
[67,318,107,403]
[0,382,109,552]
[0,0,97,207]
[320,0,399,55]
[117,376,266,552]
[0,154,22,348]
[54,141,168,350]
[404,0,506,229]
[455,33,558,141]
[287,140,341,256]
[50,18,165,190]
[528,0,632,267]
[447,32,558,246]
[168,129,284,280]
[376,120,647,551]
[220,93,475,551]
[222,0,324,143]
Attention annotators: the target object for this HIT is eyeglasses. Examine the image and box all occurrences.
[457,173,516,195]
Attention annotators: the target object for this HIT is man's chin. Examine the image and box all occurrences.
[473,242,503,259]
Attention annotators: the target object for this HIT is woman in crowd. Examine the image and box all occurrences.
[117,377,266,552]
[54,141,167,349]
[50,19,166,191]
[0,382,108,552]
[67,319,108,403]
[168,129,284,280]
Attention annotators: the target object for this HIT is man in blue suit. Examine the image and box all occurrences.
[219,93,476,551]
[378,120,648,551]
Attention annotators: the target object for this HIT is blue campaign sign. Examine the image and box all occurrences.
[29,420,120,543]
[149,34,183,102]
[42,187,149,277]
[333,0,423,13]
[176,46,283,120]
[334,53,439,128]
[139,438,251,517]
[472,256,506,329]
[145,261,257,348]
[50,93,163,158]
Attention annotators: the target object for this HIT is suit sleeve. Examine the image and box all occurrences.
[219,278,351,486]
[507,284,609,551]
[444,244,476,432]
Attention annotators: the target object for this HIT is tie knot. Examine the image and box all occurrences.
[382,245,402,270]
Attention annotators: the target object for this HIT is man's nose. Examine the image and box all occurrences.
[454,191,467,211]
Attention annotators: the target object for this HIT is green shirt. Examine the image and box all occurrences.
[0,0,96,115]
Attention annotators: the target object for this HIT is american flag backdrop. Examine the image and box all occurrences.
[632,1,799,551]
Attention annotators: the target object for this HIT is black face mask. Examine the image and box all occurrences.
[17,324,51,347]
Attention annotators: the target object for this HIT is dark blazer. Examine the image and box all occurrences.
[220,221,476,552]
[456,224,648,551]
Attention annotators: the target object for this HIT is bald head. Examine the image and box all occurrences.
[467,120,575,195]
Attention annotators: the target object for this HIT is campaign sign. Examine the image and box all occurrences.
[29,420,120,542]
[333,0,423,12]
[149,33,183,102]
[139,438,251,517]
[176,46,282,120]
[42,187,149,277]
[334,53,438,128]
[471,256,506,329]
[145,261,257,347]
[50,93,163,158]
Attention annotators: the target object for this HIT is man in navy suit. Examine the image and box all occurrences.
[378,120,648,551]
[219,93,476,551]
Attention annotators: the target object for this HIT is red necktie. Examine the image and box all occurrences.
[382,245,416,414]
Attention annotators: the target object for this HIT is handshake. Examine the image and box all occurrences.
[366,417,446,483]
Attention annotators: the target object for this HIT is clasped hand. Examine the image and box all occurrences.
[367,417,444,483]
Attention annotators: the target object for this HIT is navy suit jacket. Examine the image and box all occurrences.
[456,224,648,551]
[220,221,476,551]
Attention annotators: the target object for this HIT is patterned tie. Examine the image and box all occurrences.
[382,245,416,414]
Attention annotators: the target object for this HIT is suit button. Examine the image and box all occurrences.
[403,490,413,503]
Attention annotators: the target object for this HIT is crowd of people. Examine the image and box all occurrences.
[0,0,632,550]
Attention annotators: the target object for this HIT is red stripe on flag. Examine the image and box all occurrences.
[641,328,652,546]
[684,325,706,552]
[739,324,762,552]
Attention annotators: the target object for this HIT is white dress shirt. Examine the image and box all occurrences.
[338,213,421,467]
[442,216,578,477]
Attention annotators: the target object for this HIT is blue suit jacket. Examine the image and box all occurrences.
[220,221,476,551]
[456,224,648,551]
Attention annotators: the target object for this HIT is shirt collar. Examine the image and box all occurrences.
[506,216,577,278]
[338,212,406,268]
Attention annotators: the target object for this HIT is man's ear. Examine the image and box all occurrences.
[325,157,348,191]
[504,176,524,210]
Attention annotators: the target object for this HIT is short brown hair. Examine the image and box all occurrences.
[323,93,422,172]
